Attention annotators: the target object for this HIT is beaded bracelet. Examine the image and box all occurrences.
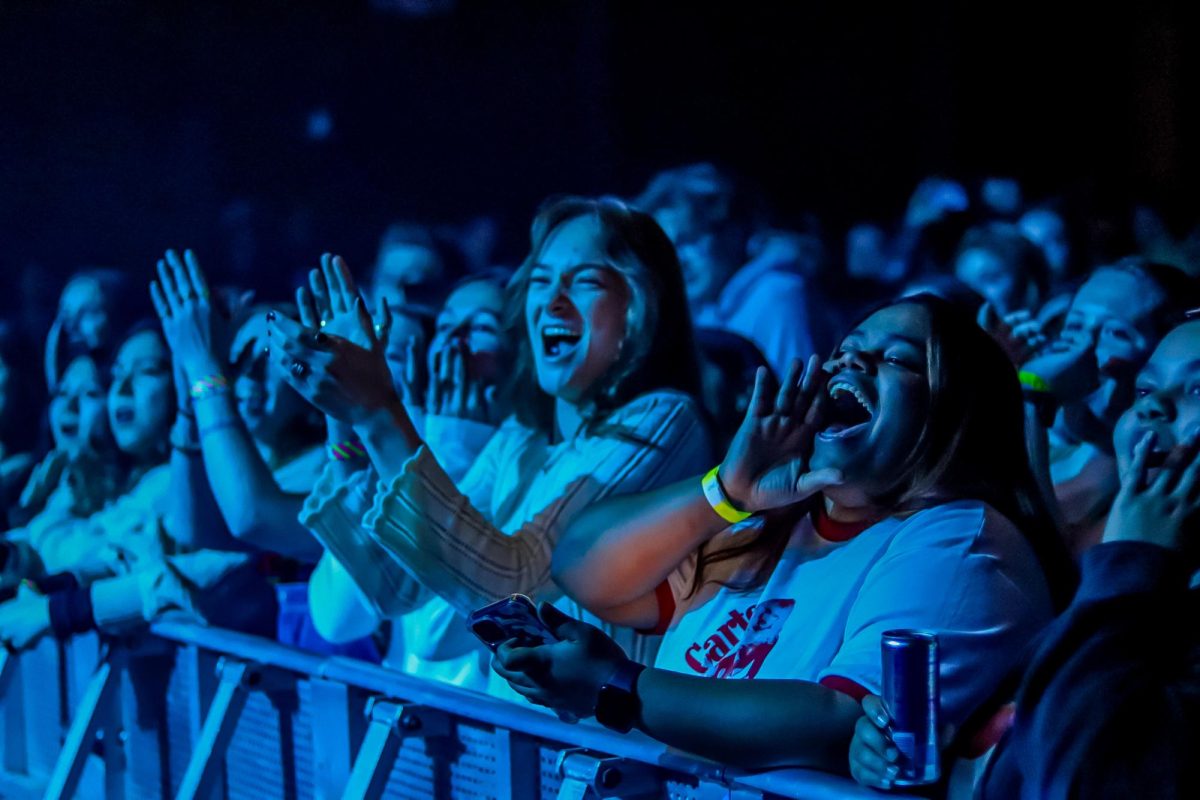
[189,374,230,401]
[330,437,368,462]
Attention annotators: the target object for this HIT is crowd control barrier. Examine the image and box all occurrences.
[0,620,890,799]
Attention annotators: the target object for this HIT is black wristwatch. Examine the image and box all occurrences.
[594,660,646,733]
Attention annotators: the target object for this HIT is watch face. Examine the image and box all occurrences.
[596,685,637,733]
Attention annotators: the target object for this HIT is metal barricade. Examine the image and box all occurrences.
[0,621,883,800]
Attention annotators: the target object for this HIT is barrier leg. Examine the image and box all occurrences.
[555,749,660,800]
[0,649,26,774]
[493,728,540,800]
[173,658,254,800]
[309,679,363,800]
[42,645,126,800]
[341,701,449,800]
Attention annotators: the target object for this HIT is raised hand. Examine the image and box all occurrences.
[1103,430,1200,554]
[17,449,68,511]
[269,300,402,427]
[295,254,390,349]
[150,249,220,382]
[717,356,843,513]
[978,302,1048,367]
[1020,332,1098,404]
[425,342,497,423]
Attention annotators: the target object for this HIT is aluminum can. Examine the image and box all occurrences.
[881,629,940,785]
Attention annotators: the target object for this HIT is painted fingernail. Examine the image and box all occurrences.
[266,310,276,323]
[886,765,900,779]
[885,747,899,762]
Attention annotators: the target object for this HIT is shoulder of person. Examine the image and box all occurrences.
[888,499,1014,548]
[725,263,809,305]
[609,389,704,423]
[136,464,173,499]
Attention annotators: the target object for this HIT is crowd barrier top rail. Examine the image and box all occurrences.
[149,619,882,800]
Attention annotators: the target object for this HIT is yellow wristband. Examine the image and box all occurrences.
[701,466,752,524]
[1018,370,1051,393]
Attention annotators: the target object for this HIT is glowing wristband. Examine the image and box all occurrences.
[701,466,752,524]
[1017,370,1051,393]
[189,374,230,401]
[330,437,367,462]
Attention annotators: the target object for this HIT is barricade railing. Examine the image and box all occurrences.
[0,619,884,799]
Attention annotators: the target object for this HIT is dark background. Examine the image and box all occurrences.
[0,0,1194,310]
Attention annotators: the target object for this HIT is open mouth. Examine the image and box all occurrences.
[541,325,582,359]
[57,421,79,438]
[112,407,135,425]
[818,380,874,440]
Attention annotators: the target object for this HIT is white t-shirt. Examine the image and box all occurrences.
[653,500,1054,728]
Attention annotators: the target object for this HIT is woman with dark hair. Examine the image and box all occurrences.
[271,195,711,689]
[0,322,276,649]
[44,268,139,389]
[851,318,1200,798]
[492,295,1073,770]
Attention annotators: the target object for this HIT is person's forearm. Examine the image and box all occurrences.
[635,669,861,771]
[552,477,727,611]
[193,393,320,559]
[165,446,241,552]
[354,402,422,481]
[1022,399,1064,529]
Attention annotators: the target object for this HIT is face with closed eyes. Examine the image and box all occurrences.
[107,330,173,460]
[49,356,108,456]
[1113,321,1200,482]
[524,214,631,404]
[810,303,932,505]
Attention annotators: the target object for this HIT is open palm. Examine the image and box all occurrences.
[718,356,842,512]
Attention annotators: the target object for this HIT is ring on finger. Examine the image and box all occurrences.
[290,359,311,379]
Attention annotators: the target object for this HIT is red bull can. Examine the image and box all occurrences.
[881,629,940,786]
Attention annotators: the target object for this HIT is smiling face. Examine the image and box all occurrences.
[810,303,933,506]
[429,280,507,382]
[230,311,311,444]
[49,355,108,456]
[1114,321,1200,481]
[524,214,631,404]
[107,330,173,460]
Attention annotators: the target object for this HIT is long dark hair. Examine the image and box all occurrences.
[690,295,1076,611]
[502,195,702,438]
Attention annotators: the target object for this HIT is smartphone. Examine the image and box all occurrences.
[468,594,559,651]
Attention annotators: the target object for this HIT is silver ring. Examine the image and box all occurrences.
[290,360,311,379]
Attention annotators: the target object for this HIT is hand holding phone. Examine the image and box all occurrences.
[468,593,560,651]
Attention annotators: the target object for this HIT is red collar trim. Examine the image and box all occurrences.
[812,506,873,542]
